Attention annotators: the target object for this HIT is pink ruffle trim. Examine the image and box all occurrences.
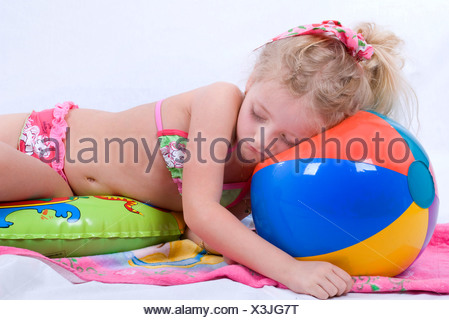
[172,178,183,194]
[49,101,78,182]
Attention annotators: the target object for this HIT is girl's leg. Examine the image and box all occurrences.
[0,141,73,201]
[0,113,29,148]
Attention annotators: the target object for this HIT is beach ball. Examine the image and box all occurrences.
[251,111,438,276]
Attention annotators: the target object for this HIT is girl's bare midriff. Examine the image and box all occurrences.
[63,92,252,211]
[64,100,187,211]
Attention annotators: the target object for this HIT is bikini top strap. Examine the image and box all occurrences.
[155,100,164,132]
[224,179,252,209]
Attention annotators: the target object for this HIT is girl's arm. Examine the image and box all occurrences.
[182,82,353,299]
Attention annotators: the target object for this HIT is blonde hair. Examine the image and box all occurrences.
[251,22,416,129]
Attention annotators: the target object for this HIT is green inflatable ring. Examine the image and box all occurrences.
[0,196,185,258]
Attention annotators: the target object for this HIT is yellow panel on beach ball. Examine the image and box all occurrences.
[296,202,428,276]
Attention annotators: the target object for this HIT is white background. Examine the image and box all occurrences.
[0,0,448,303]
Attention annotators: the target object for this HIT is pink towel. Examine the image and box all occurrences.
[1,223,449,294]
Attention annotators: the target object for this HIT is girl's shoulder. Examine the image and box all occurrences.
[190,82,244,113]
[205,81,243,97]
[165,82,243,110]
[154,82,244,135]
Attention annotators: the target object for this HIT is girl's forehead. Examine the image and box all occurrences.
[255,80,307,110]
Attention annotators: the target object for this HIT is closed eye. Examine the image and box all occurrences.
[251,108,266,123]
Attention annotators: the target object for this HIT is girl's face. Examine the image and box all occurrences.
[236,79,323,164]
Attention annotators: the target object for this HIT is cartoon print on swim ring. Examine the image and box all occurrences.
[0,196,185,257]
[0,197,80,228]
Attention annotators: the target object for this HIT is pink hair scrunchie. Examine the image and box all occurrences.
[266,20,374,61]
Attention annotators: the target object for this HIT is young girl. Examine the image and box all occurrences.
[0,20,412,299]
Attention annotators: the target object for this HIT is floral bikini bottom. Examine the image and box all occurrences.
[17,101,78,182]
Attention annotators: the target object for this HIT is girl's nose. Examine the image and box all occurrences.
[254,126,281,156]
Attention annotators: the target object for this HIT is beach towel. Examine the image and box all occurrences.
[1,224,449,294]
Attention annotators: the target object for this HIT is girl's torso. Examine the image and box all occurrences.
[63,91,253,211]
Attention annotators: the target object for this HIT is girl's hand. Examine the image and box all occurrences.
[283,260,354,299]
